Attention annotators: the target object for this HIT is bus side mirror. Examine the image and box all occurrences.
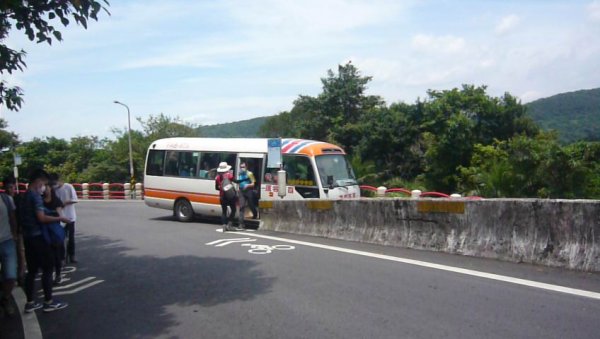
[327,175,334,189]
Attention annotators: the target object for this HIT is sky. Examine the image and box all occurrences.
[2,0,600,142]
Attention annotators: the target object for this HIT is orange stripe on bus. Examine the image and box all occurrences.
[295,143,344,156]
[145,188,220,205]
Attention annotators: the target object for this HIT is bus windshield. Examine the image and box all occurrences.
[315,154,357,187]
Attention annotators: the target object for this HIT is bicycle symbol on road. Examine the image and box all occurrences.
[241,243,295,254]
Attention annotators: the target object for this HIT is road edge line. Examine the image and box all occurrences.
[232,230,600,301]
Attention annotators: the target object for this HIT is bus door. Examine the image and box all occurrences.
[236,153,265,201]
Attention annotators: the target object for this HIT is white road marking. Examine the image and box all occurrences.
[229,230,600,300]
[217,228,256,233]
[53,280,105,296]
[241,243,296,254]
[52,277,98,291]
[61,266,77,274]
[205,238,256,247]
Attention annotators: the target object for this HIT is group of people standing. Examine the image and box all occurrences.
[215,161,258,231]
[0,169,78,316]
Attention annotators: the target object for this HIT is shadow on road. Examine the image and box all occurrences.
[39,234,275,339]
[148,214,260,229]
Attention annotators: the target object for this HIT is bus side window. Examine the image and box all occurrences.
[165,151,179,176]
[282,155,316,187]
[200,152,233,180]
[178,151,199,177]
[198,160,210,179]
[146,150,165,176]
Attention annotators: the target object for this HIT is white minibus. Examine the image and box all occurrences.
[144,137,360,221]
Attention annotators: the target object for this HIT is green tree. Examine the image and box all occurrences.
[563,142,600,198]
[354,103,421,181]
[258,62,384,152]
[56,136,104,182]
[458,132,597,198]
[138,113,199,141]
[0,119,19,179]
[96,113,200,183]
[106,128,146,183]
[419,85,539,193]
[1,0,109,110]
[258,110,297,138]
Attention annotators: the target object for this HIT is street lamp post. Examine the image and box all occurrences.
[113,100,135,197]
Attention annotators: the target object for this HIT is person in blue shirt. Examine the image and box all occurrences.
[237,162,258,229]
[21,169,70,313]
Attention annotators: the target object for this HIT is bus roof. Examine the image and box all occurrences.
[149,138,345,156]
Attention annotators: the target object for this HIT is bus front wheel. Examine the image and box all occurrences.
[174,199,194,222]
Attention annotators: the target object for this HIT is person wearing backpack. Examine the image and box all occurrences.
[237,162,257,229]
[20,169,70,313]
[214,162,238,232]
[42,181,66,285]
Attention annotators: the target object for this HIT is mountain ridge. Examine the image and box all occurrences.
[198,87,600,143]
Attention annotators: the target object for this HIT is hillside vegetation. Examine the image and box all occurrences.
[197,117,268,137]
[526,88,600,143]
[201,88,600,144]
[2,64,598,199]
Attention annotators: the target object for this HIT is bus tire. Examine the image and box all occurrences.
[174,199,194,222]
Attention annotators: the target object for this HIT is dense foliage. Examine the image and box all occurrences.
[0,60,598,198]
[259,63,599,198]
[0,115,197,184]
[526,88,600,144]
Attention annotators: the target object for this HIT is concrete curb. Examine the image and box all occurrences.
[260,198,600,271]
[13,287,42,339]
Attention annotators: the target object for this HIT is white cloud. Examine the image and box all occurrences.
[479,59,496,69]
[495,14,520,34]
[224,0,406,33]
[165,95,297,126]
[4,0,600,142]
[588,1,600,21]
[411,34,466,54]
[119,43,246,70]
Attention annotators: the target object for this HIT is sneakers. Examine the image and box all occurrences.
[24,301,43,313]
[43,300,68,313]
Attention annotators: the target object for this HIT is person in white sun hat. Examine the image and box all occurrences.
[214,162,238,231]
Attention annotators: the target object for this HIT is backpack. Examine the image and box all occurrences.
[41,221,65,245]
[221,174,237,202]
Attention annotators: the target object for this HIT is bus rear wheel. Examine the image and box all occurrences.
[174,199,194,222]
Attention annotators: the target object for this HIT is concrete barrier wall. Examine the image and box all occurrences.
[259,199,600,271]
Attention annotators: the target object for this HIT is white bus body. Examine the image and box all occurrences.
[144,138,360,221]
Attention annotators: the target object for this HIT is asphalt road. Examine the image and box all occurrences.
[28,201,600,339]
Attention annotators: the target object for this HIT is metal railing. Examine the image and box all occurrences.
[359,185,482,199]
[0,182,144,200]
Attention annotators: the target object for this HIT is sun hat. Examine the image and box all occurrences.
[216,162,232,173]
